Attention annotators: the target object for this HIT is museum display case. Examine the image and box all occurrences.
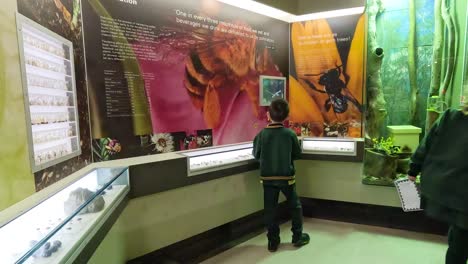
[16,13,80,173]
[0,167,129,263]
[181,143,255,176]
[361,0,468,187]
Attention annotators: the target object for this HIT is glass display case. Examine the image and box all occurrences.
[181,143,255,176]
[0,167,129,264]
[301,137,359,156]
[16,13,80,173]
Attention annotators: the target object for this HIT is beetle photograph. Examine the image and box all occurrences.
[289,14,365,138]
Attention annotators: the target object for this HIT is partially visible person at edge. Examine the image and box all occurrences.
[408,101,468,264]
[252,98,310,252]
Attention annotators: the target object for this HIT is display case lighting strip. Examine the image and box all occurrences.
[216,0,364,22]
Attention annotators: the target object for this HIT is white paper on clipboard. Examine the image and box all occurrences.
[394,178,422,212]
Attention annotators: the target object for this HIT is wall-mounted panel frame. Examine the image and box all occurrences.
[16,13,81,173]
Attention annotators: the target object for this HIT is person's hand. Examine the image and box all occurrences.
[408,175,417,182]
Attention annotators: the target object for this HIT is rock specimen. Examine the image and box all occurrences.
[30,240,62,258]
[64,187,105,215]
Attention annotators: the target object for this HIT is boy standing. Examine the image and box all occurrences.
[253,98,310,252]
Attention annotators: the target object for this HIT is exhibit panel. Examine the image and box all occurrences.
[289,13,365,138]
[81,0,290,162]
[0,167,129,263]
[16,14,81,173]
[181,143,255,176]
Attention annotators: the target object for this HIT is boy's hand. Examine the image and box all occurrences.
[408,175,417,182]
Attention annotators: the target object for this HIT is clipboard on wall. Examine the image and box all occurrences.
[394,178,423,212]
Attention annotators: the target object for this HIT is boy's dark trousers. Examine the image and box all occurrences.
[446,225,468,264]
[263,183,303,241]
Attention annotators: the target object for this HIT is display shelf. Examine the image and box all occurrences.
[33,133,76,145]
[0,167,129,264]
[180,143,255,176]
[31,122,76,132]
[17,13,81,172]
[24,44,70,63]
[26,64,71,79]
[24,52,70,74]
[28,85,72,94]
[22,26,69,60]
[30,113,72,126]
[33,136,78,151]
[27,74,71,92]
[29,106,73,113]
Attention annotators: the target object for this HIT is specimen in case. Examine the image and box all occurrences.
[64,187,105,215]
[30,240,62,258]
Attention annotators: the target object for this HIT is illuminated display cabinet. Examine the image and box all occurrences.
[17,14,81,173]
[0,167,129,264]
[181,143,255,176]
[301,137,361,156]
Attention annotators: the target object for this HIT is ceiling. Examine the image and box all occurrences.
[254,0,366,15]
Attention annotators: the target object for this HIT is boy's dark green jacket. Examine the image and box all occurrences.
[253,123,301,179]
[409,109,468,213]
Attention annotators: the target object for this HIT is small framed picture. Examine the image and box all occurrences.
[259,75,287,106]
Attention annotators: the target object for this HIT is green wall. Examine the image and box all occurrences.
[450,0,467,107]
[0,0,36,211]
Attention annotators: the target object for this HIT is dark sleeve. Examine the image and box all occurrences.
[291,132,302,160]
[253,132,262,160]
[408,110,450,176]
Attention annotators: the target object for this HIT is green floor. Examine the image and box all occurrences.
[202,218,447,264]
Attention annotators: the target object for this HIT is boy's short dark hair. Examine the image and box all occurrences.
[269,98,289,122]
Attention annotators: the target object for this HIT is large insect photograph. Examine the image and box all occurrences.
[83,0,289,158]
[137,17,287,145]
[289,14,365,138]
